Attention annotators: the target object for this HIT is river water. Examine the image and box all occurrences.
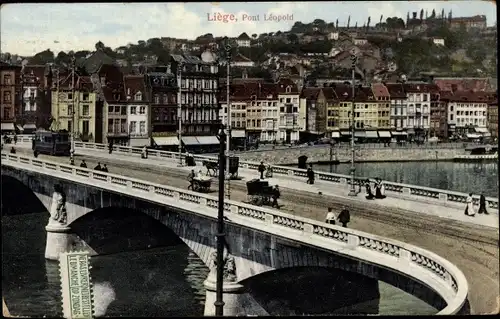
[316,161,499,198]
[2,203,438,316]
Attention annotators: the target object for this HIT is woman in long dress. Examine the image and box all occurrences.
[365,179,374,200]
[464,193,476,216]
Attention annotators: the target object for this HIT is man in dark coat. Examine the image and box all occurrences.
[307,164,315,184]
[80,160,87,168]
[271,185,280,208]
[101,164,109,173]
[477,193,489,214]
[108,140,113,154]
[258,161,266,179]
[338,206,350,227]
[94,162,102,171]
[365,179,374,199]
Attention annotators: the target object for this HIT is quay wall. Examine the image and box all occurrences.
[235,146,469,165]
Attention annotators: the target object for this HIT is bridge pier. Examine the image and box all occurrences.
[203,270,246,316]
[45,224,73,260]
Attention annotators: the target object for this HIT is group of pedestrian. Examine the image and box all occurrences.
[365,178,386,200]
[325,206,350,228]
[464,193,489,217]
[92,161,109,172]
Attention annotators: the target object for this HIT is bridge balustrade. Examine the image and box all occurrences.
[1,152,469,315]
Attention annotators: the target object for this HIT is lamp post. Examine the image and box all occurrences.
[224,41,232,199]
[70,56,76,155]
[19,66,25,133]
[177,61,184,166]
[215,126,227,316]
[348,54,358,196]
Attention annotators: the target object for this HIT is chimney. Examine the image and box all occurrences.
[451,84,458,93]
[412,12,417,19]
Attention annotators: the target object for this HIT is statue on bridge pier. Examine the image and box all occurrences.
[210,240,237,282]
[50,184,68,225]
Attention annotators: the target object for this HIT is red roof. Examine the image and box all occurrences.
[385,83,406,99]
[434,78,492,92]
[124,75,146,98]
[300,87,322,100]
[333,84,354,101]
[276,78,299,94]
[232,53,253,63]
[402,83,436,93]
[321,87,337,100]
[446,91,492,103]
[371,83,390,98]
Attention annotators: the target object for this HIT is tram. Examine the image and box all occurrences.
[32,130,71,156]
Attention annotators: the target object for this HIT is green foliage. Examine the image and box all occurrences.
[29,49,54,64]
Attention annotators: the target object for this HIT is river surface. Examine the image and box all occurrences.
[2,211,438,316]
[316,161,498,197]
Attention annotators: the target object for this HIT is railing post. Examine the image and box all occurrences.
[402,187,411,195]
[265,213,273,224]
[438,193,448,202]
[347,234,359,247]
[398,248,411,266]
[303,223,314,233]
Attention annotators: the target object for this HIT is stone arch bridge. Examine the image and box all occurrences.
[1,152,469,315]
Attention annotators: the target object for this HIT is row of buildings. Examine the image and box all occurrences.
[1,50,498,152]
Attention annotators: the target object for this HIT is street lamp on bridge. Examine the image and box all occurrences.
[215,126,227,316]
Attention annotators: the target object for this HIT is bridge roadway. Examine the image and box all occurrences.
[11,145,500,315]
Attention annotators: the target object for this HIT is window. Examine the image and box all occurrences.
[108,119,113,133]
[67,93,73,100]
[120,106,126,115]
[135,92,142,101]
[139,121,146,133]
[82,120,89,134]
[285,86,291,93]
[67,121,72,133]
[67,105,73,116]
[114,106,121,113]
[154,95,160,104]
[82,105,89,116]
[130,106,137,114]
[139,106,146,114]
[450,114,454,121]
[120,119,127,132]
[130,121,137,133]
[3,91,11,102]
[3,74,11,85]
[286,98,291,103]
[82,93,89,101]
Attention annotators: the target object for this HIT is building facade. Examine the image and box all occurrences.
[446,91,490,138]
[171,54,221,150]
[0,62,21,133]
[51,74,97,142]
[20,68,40,133]
[371,83,391,129]
[404,84,431,140]
[124,75,150,147]
[386,83,408,131]
[487,99,498,139]
[277,79,301,143]
[429,89,449,139]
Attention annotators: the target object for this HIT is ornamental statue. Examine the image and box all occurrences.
[50,184,67,225]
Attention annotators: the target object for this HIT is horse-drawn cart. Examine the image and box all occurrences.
[246,179,274,206]
[203,160,219,177]
[193,177,212,193]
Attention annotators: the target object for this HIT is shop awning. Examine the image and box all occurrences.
[466,133,482,139]
[23,123,37,130]
[391,131,408,136]
[182,136,200,145]
[331,131,340,138]
[354,131,366,138]
[231,130,246,138]
[365,131,378,138]
[153,136,179,146]
[483,132,491,137]
[474,127,489,133]
[378,131,391,138]
[340,131,351,136]
[196,136,219,145]
[1,123,15,131]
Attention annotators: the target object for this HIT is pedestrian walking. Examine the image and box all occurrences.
[80,160,87,168]
[258,161,266,180]
[325,207,337,225]
[477,193,489,215]
[13,134,18,144]
[141,146,148,159]
[464,193,476,216]
[108,140,113,154]
[374,178,386,199]
[10,146,16,154]
[101,164,109,173]
[365,179,374,200]
[307,164,315,184]
[271,185,280,208]
[94,162,102,171]
[338,206,350,227]
[187,169,195,190]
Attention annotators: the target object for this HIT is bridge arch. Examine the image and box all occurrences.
[68,206,185,256]
[1,174,48,216]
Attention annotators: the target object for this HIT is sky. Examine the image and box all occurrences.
[0,1,496,56]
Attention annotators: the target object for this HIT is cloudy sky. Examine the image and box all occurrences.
[0,1,496,56]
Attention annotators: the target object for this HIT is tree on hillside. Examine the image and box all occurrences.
[287,33,299,43]
[335,19,339,28]
[431,9,436,18]
[420,9,424,20]
[367,16,371,29]
[379,15,383,25]
[138,40,146,47]
[347,16,351,28]
[251,34,257,39]
[95,41,105,51]
[29,49,55,64]
[55,51,71,65]
[406,12,410,25]
[156,50,171,65]
[441,9,445,19]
